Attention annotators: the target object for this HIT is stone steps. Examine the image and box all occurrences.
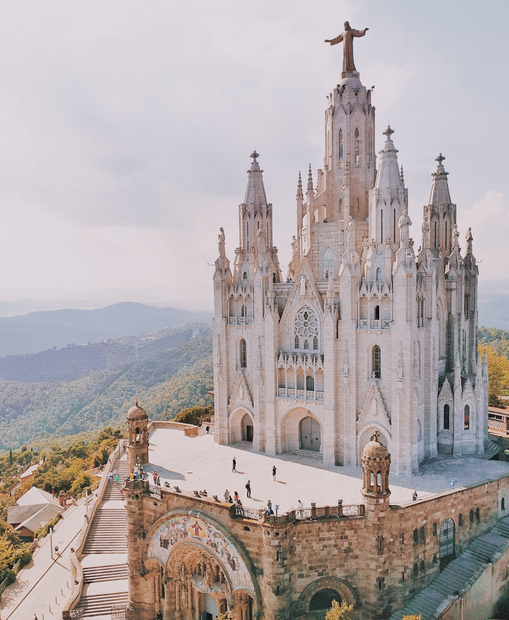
[83,564,129,583]
[390,516,509,620]
[75,591,128,617]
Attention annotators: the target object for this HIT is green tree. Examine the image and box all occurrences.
[483,345,509,406]
[325,600,354,620]
[174,405,213,426]
[70,473,93,496]
[8,449,12,465]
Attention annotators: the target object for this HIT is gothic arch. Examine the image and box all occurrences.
[295,576,357,617]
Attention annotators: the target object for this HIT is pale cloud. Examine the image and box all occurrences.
[460,191,509,280]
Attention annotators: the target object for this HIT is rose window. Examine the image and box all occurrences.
[295,307,318,349]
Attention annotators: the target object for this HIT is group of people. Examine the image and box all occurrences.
[108,469,120,483]
[224,489,243,507]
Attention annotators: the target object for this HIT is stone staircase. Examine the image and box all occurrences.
[75,455,129,618]
[390,516,509,620]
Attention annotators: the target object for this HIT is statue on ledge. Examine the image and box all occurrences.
[325,21,369,74]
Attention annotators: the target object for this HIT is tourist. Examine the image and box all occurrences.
[113,468,117,478]
[297,499,304,518]
[412,491,418,501]
[116,474,120,483]
[153,471,157,483]
[272,465,277,481]
[206,425,210,434]
[275,504,279,517]
[245,480,251,498]
[232,457,237,472]
[224,489,231,502]
[108,472,113,482]
[234,491,240,503]
[155,612,162,620]
[156,476,161,486]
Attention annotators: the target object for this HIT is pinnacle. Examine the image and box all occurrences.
[307,164,314,192]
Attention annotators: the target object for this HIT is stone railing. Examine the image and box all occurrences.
[148,420,199,437]
[228,317,254,325]
[62,439,127,619]
[488,418,505,432]
[358,319,391,330]
[277,387,324,402]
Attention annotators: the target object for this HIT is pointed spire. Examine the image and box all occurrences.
[375,126,402,190]
[244,150,268,208]
[297,171,303,198]
[307,164,314,192]
[429,153,451,207]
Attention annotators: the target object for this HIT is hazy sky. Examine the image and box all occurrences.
[0,1,507,310]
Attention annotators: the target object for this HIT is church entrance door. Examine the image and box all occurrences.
[242,414,253,442]
[300,417,321,452]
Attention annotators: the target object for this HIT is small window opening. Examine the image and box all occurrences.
[444,404,450,430]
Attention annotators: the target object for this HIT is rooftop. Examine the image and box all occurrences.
[146,428,509,512]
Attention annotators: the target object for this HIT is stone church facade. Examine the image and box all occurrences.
[212,49,488,475]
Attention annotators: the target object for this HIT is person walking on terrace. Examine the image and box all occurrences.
[272,465,277,481]
[245,480,251,498]
[232,457,237,472]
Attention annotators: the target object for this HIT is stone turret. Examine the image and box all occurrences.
[126,400,149,471]
[361,432,391,504]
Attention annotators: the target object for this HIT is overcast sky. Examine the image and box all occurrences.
[0,1,507,310]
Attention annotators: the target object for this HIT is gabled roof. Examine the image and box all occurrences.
[15,504,62,535]
[17,486,60,508]
[7,504,46,526]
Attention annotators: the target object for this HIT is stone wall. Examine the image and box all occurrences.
[125,474,509,620]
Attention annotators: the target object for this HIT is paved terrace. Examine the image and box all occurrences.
[146,428,509,512]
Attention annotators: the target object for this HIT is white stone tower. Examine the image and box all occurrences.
[212,30,488,475]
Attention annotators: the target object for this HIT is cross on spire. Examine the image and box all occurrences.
[383,125,394,138]
[250,150,259,162]
[436,153,445,165]
[371,430,380,442]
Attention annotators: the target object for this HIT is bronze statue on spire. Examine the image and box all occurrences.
[325,21,369,75]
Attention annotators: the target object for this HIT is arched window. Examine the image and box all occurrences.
[243,271,247,280]
[322,247,335,279]
[303,340,309,350]
[469,510,474,524]
[444,404,450,430]
[459,514,463,526]
[434,221,438,250]
[374,305,380,320]
[420,527,425,544]
[306,375,314,391]
[412,563,418,578]
[433,523,437,536]
[313,336,318,350]
[464,404,470,430]
[240,339,247,368]
[372,345,381,379]
[376,268,382,283]
[413,529,418,544]
[476,508,480,523]
[439,519,456,566]
[367,128,373,165]
[420,560,425,573]
[294,335,299,349]
[240,304,246,317]
[246,221,250,250]
[354,127,360,166]
[445,220,448,252]
[338,129,344,167]
[502,498,506,511]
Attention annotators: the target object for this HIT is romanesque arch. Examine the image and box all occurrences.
[280,407,324,456]
[293,576,357,618]
[229,408,254,445]
[143,510,261,619]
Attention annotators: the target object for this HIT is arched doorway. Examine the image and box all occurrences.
[309,588,341,616]
[300,417,321,452]
[242,414,253,443]
[439,518,455,570]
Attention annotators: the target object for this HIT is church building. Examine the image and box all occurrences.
[212,24,488,476]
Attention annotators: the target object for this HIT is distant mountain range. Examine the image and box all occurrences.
[478,280,509,330]
[0,323,213,450]
[0,302,212,357]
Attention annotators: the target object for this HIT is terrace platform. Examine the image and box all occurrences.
[145,427,509,512]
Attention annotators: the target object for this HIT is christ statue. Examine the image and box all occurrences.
[325,21,369,74]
